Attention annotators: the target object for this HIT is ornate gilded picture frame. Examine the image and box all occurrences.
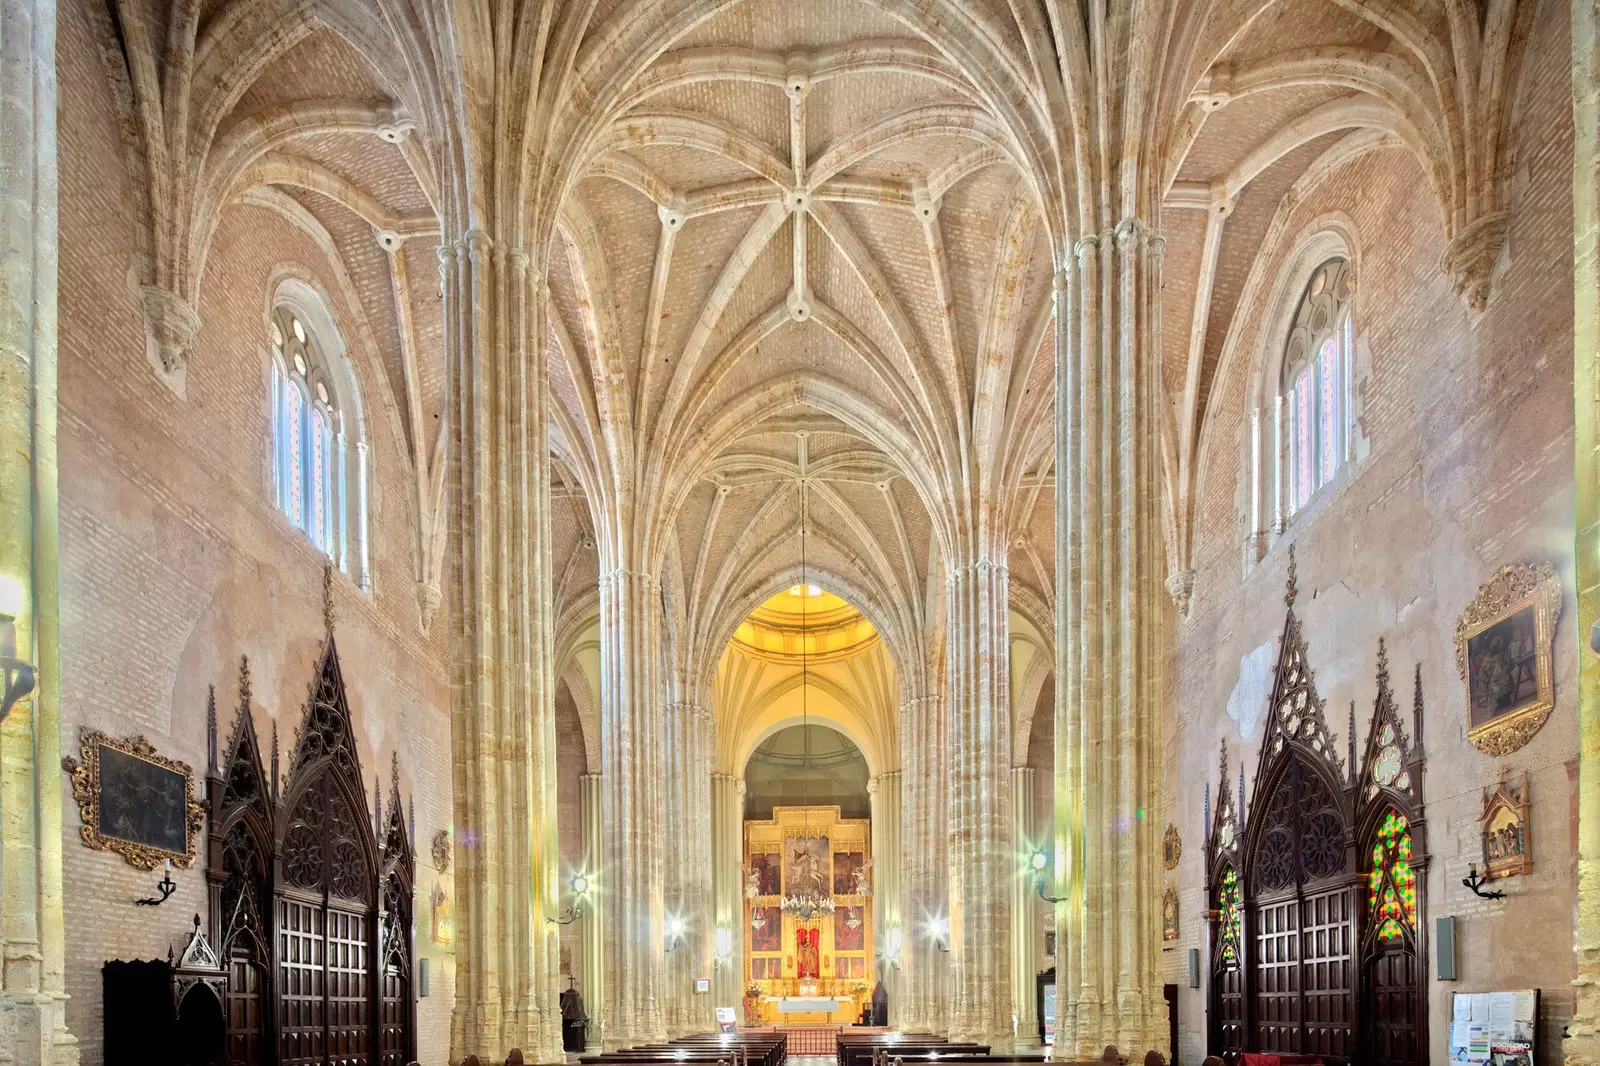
[1163,824,1182,869]
[1162,884,1179,941]
[1454,562,1560,756]
[64,729,204,870]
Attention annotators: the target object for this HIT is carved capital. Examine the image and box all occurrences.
[1441,210,1510,315]
[140,285,201,375]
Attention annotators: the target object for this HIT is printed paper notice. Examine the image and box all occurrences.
[1488,993,1516,1039]
[1512,989,1536,1021]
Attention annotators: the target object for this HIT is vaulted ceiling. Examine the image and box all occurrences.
[104,0,1533,657]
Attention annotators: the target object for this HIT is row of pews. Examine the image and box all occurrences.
[836,1031,1186,1066]
[458,1031,785,1066]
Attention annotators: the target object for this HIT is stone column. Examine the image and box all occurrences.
[1571,2,1600,1057]
[898,692,946,1033]
[711,773,745,1010]
[945,561,1013,1050]
[444,235,563,1063]
[1055,228,1168,1058]
[685,705,715,1033]
[0,0,75,1059]
[869,772,902,1024]
[600,568,667,1047]
[581,773,605,1050]
[1009,767,1038,1046]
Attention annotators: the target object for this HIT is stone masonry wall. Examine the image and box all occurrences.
[55,2,455,1061]
[1166,2,1577,1063]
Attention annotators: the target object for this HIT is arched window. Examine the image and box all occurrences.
[1277,257,1355,519]
[269,301,369,586]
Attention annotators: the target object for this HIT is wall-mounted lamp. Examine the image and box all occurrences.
[876,926,903,970]
[1031,851,1067,905]
[930,918,949,954]
[136,859,177,907]
[1462,863,1506,901]
[713,926,733,968]
[665,916,686,952]
[0,577,36,723]
[547,872,590,925]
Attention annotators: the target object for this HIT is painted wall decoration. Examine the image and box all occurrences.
[835,906,865,951]
[750,906,782,952]
[431,883,453,945]
[833,851,867,894]
[784,834,830,896]
[65,729,204,869]
[1454,562,1559,755]
[1163,884,1179,941]
[1481,771,1532,879]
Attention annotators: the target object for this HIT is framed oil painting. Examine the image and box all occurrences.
[748,852,782,896]
[750,906,781,953]
[784,834,830,896]
[833,851,866,895]
[1454,562,1560,756]
[835,905,865,951]
[64,729,204,870]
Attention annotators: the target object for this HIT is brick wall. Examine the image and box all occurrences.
[56,2,455,1061]
[1166,2,1577,1063]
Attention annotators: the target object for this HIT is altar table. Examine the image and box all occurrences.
[776,997,848,1013]
[1240,1055,1323,1066]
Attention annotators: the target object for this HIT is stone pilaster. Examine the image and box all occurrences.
[444,233,563,1063]
[600,568,667,1047]
[1010,767,1038,1046]
[1055,228,1168,1058]
[581,773,605,1050]
[1571,0,1600,1056]
[711,774,745,1010]
[945,561,1013,1050]
[869,772,902,1024]
[0,0,75,1059]
[898,693,947,1032]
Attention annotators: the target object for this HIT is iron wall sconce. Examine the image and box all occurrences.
[136,860,177,907]
[1462,863,1506,900]
[547,873,590,925]
[712,927,733,968]
[664,917,685,952]
[0,612,36,723]
[1031,851,1067,905]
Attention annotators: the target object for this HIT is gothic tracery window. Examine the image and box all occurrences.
[269,303,368,584]
[1277,257,1355,521]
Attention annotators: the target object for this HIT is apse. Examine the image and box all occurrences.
[743,723,870,820]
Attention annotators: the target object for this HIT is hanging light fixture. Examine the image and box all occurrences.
[780,481,834,923]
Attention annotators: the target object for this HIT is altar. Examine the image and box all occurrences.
[775,996,849,1015]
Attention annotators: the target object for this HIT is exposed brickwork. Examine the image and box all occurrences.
[1167,4,1577,1062]
[55,3,453,1061]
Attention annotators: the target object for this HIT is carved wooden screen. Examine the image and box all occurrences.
[377,768,416,1065]
[207,672,276,1065]
[1355,645,1428,1066]
[276,638,379,1066]
[1206,744,1246,1060]
[1239,554,1356,1063]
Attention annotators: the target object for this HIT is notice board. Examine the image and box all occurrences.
[1448,988,1538,1065]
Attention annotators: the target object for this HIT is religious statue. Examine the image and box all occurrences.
[796,926,821,979]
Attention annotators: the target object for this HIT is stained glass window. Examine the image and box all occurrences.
[1218,865,1242,965]
[268,303,362,579]
[1295,369,1313,511]
[1278,257,1356,521]
[1318,336,1340,484]
[285,380,305,527]
[311,407,329,552]
[1368,810,1416,940]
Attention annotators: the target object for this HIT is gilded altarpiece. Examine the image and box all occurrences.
[744,805,872,1023]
